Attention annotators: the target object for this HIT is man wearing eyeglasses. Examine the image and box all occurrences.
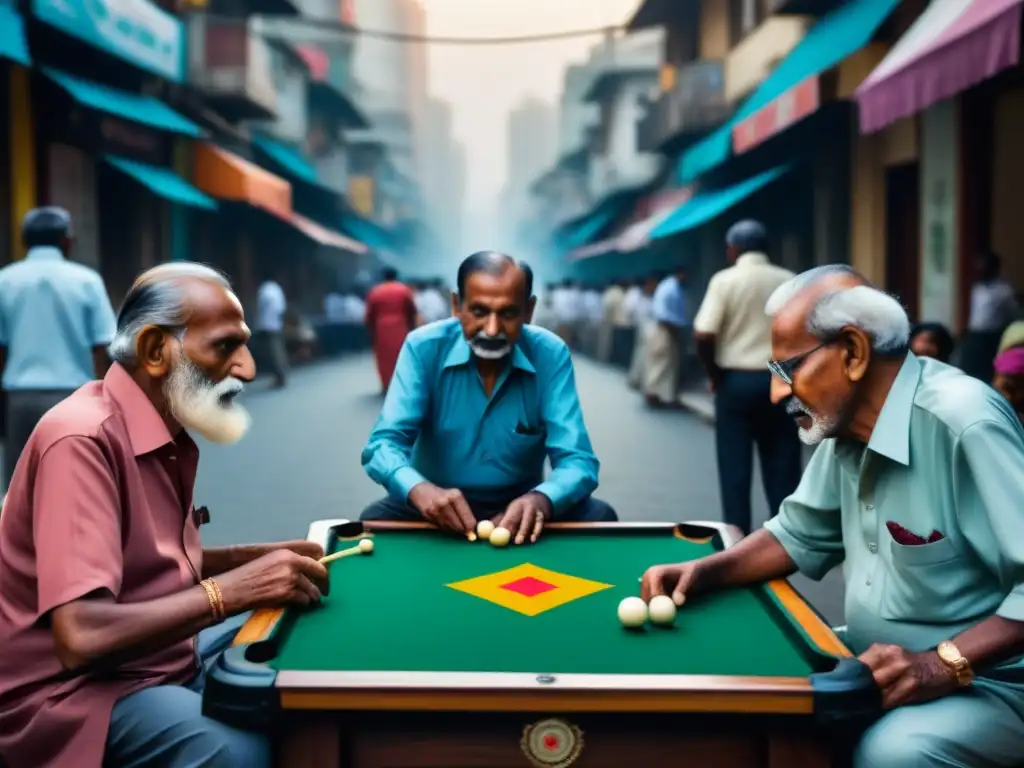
[692,220,801,534]
[644,264,1024,768]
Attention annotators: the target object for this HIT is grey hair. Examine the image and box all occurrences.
[108,262,232,365]
[765,264,910,355]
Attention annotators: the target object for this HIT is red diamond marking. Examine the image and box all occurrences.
[544,734,559,750]
[500,576,557,597]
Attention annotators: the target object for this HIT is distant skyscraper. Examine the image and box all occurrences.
[503,97,558,240]
[506,97,558,198]
[422,96,466,257]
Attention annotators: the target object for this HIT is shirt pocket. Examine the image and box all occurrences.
[879,535,961,622]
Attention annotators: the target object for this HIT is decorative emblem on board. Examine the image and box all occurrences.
[520,718,584,768]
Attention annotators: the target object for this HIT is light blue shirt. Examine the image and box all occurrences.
[361,318,599,515]
[0,246,116,391]
[765,354,1024,676]
[651,276,688,327]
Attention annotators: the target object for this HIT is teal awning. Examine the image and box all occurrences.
[42,68,201,137]
[679,0,900,182]
[0,2,30,66]
[340,213,395,252]
[652,165,790,240]
[558,208,618,251]
[252,134,334,193]
[105,156,217,210]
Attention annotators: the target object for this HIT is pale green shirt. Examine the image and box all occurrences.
[765,353,1024,676]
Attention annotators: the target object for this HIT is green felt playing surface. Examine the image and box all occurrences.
[266,529,835,677]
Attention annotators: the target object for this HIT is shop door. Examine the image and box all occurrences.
[885,162,921,321]
[48,144,99,270]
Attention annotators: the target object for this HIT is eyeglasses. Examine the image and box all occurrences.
[767,340,835,385]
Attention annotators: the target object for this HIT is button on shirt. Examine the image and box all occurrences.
[651,276,688,328]
[256,280,286,332]
[0,363,203,768]
[692,252,795,370]
[361,318,599,514]
[765,354,1024,670]
[0,246,116,391]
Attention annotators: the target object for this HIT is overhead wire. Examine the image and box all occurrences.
[252,16,625,45]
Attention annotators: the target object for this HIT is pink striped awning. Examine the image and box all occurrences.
[856,0,1024,134]
[568,187,694,261]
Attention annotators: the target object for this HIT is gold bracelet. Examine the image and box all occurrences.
[209,579,226,620]
[200,579,225,622]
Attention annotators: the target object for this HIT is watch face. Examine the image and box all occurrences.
[937,643,959,663]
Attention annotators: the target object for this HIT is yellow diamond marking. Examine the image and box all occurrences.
[447,563,613,616]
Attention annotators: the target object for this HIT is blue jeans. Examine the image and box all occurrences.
[105,613,270,768]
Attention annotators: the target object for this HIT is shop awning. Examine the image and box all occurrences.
[286,212,368,253]
[252,134,336,193]
[855,0,1024,134]
[558,208,618,252]
[105,156,217,210]
[0,2,30,66]
[339,213,395,253]
[41,68,201,137]
[652,165,790,240]
[568,187,694,260]
[193,144,292,219]
[680,0,901,181]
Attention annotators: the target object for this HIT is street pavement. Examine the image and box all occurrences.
[195,352,845,624]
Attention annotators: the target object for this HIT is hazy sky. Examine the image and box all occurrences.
[421,0,640,239]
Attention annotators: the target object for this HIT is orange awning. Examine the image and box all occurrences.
[194,144,292,219]
[286,211,368,254]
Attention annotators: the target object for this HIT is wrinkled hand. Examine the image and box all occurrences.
[217,549,330,613]
[640,560,705,606]
[274,539,325,561]
[408,482,475,534]
[858,644,958,709]
[492,492,550,544]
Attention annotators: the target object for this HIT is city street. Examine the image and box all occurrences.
[195,352,846,625]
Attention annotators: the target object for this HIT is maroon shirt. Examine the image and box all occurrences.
[0,363,203,767]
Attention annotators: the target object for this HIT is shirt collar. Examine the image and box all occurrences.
[104,363,177,456]
[736,251,770,267]
[442,334,537,374]
[25,245,64,262]
[864,352,921,466]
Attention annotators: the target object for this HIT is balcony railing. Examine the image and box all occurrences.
[637,59,729,153]
[188,16,277,121]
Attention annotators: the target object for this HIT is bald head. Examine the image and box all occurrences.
[109,263,234,365]
[456,251,534,302]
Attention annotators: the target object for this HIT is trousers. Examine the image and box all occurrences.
[713,370,802,534]
[4,389,75,488]
[853,677,1024,767]
[104,613,271,768]
[361,493,618,523]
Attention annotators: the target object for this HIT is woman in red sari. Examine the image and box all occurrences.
[364,267,418,392]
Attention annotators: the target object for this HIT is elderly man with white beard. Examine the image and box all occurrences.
[0,263,330,768]
[641,264,1024,767]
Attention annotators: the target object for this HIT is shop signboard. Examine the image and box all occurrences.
[33,0,185,82]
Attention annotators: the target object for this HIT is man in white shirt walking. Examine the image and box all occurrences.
[256,272,288,388]
[692,220,801,533]
[627,274,658,389]
[961,251,1018,382]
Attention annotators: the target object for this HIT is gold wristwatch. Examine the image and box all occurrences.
[936,641,975,687]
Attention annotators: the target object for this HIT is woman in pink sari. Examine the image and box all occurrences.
[364,267,418,392]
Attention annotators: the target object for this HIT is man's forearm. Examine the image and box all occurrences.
[202,545,270,578]
[698,529,798,593]
[953,615,1024,671]
[52,585,219,671]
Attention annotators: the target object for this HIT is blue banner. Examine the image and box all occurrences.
[33,0,184,82]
